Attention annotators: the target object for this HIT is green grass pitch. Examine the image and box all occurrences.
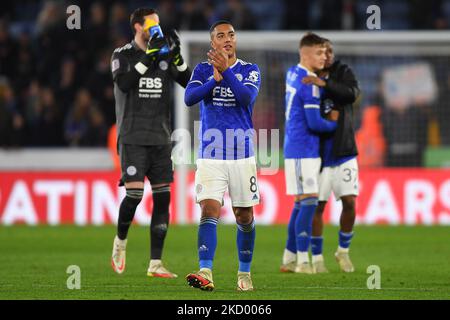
[0,225,449,300]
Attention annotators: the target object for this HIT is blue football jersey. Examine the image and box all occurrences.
[188,59,261,160]
[284,64,322,159]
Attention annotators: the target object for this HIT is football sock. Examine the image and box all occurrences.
[150,185,171,260]
[338,230,354,252]
[297,251,309,265]
[312,254,324,263]
[117,188,143,240]
[237,218,256,273]
[311,236,324,256]
[285,201,301,257]
[295,197,318,262]
[198,217,218,270]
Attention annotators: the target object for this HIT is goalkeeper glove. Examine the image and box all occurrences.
[144,33,168,64]
[168,29,185,67]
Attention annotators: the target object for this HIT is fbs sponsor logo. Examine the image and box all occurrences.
[138,77,163,98]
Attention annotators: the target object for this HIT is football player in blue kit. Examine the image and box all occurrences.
[184,21,261,291]
[280,33,338,274]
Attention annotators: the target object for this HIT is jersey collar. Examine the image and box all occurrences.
[131,40,141,52]
[229,58,241,69]
[298,64,317,76]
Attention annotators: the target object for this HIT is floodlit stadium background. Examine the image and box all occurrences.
[1,0,450,226]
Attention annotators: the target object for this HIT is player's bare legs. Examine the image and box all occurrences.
[186,199,220,291]
[340,195,356,233]
[335,195,356,272]
[233,207,255,291]
[312,201,326,236]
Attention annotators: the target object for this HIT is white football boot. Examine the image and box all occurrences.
[237,272,254,291]
[335,251,355,273]
[147,260,178,278]
[111,236,127,274]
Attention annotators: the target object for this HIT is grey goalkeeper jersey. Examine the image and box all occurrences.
[111,40,190,145]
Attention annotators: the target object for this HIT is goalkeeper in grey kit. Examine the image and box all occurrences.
[110,8,191,278]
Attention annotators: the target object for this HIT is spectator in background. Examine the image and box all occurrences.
[157,0,181,31]
[86,50,115,127]
[203,1,221,28]
[309,0,344,30]
[0,78,25,147]
[0,20,16,80]
[283,0,310,30]
[409,0,443,29]
[35,1,66,85]
[355,105,386,167]
[82,105,108,146]
[65,88,106,147]
[26,84,64,146]
[110,2,132,39]
[14,30,35,96]
[55,57,78,117]
[220,0,256,30]
[87,2,110,54]
[382,99,428,167]
[179,0,209,30]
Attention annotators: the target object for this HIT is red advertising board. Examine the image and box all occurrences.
[0,169,449,225]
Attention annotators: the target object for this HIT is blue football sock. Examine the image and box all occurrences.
[338,230,354,249]
[286,201,301,253]
[311,236,324,255]
[198,217,218,270]
[237,219,255,273]
[295,197,318,253]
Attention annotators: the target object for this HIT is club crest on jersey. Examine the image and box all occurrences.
[235,73,243,81]
[159,60,168,71]
[246,70,259,83]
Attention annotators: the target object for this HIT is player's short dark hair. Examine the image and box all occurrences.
[209,20,233,34]
[322,37,332,44]
[130,8,157,34]
[300,32,326,48]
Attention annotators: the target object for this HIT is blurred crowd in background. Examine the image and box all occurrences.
[0,0,450,167]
